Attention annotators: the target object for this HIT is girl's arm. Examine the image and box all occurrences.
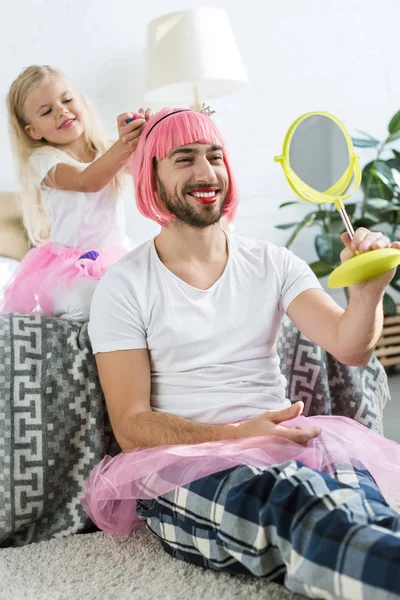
[43,112,147,193]
[118,108,152,176]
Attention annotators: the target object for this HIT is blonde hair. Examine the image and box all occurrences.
[7,65,120,246]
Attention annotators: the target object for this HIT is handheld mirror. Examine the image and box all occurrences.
[275,111,400,288]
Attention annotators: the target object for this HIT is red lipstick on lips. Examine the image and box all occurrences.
[190,188,219,204]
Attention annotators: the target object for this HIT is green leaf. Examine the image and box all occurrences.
[275,222,299,230]
[386,131,400,144]
[326,205,358,234]
[365,211,385,222]
[393,149,400,159]
[370,162,396,188]
[386,156,400,171]
[388,110,400,134]
[314,233,343,266]
[390,265,400,283]
[353,218,379,229]
[329,220,347,234]
[391,168,400,188]
[279,201,300,209]
[358,212,382,225]
[310,212,332,223]
[352,138,380,148]
[365,199,397,212]
[285,213,316,248]
[383,292,397,316]
[362,161,394,200]
[386,232,398,242]
[330,203,357,219]
[362,189,400,225]
[355,129,380,143]
[308,260,335,278]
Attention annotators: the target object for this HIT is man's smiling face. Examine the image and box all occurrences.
[155,143,229,228]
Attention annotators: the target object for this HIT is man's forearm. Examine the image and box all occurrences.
[119,410,239,450]
[335,288,384,365]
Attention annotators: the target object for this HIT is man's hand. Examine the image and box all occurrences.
[341,228,400,294]
[234,401,321,446]
[117,108,152,157]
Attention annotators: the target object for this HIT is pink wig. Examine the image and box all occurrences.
[132,108,238,226]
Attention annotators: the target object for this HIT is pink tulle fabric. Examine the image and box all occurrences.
[1,241,128,315]
[82,415,400,535]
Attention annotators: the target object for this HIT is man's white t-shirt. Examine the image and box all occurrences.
[89,234,322,424]
[29,146,126,249]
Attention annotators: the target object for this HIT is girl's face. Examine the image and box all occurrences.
[23,75,85,145]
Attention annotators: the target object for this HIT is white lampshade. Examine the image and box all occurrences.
[145,8,248,106]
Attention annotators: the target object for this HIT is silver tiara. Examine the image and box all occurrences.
[199,102,216,117]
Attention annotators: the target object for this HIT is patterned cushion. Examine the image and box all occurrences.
[278,316,388,432]
[0,314,119,547]
[0,313,390,547]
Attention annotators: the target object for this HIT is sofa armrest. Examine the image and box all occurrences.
[277,316,389,433]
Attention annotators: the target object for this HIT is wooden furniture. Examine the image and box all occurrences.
[376,306,400,368]
[0,191,29,261]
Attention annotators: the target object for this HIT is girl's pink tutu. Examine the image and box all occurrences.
[1,241,128,315]
[82,415,400,536]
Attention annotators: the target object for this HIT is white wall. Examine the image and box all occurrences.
[2,0,400,303]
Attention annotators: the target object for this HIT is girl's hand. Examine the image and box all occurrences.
[341,228,400,294]
[117,108,151,155]
[139,108,153,121]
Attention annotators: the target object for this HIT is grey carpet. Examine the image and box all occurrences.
[0,524,297,600]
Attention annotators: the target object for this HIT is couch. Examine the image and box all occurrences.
[0,312,389,547]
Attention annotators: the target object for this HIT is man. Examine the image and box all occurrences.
[86,107,400,599]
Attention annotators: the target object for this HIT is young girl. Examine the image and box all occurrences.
[1,64,149,321]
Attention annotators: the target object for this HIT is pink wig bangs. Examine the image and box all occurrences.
[132,108,238,226]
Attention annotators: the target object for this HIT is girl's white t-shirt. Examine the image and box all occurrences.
[29,146,126,249]
[88,234,323,424]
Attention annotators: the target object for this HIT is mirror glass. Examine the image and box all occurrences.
[289,115,350,193]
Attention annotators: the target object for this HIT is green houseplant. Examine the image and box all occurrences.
[276,109,400,315]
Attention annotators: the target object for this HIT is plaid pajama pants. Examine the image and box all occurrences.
[136,460,400,600]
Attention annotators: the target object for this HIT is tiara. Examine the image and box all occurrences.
[199,102,216,117]
[145,104,216,140]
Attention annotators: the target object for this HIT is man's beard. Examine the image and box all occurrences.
[158,178,226,229]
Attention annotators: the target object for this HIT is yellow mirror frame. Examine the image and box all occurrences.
[275,111,400,289]
[274,111,361,213]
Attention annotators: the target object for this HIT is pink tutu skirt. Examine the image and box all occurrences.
[1,241,128,315]
[82,414,400,536]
